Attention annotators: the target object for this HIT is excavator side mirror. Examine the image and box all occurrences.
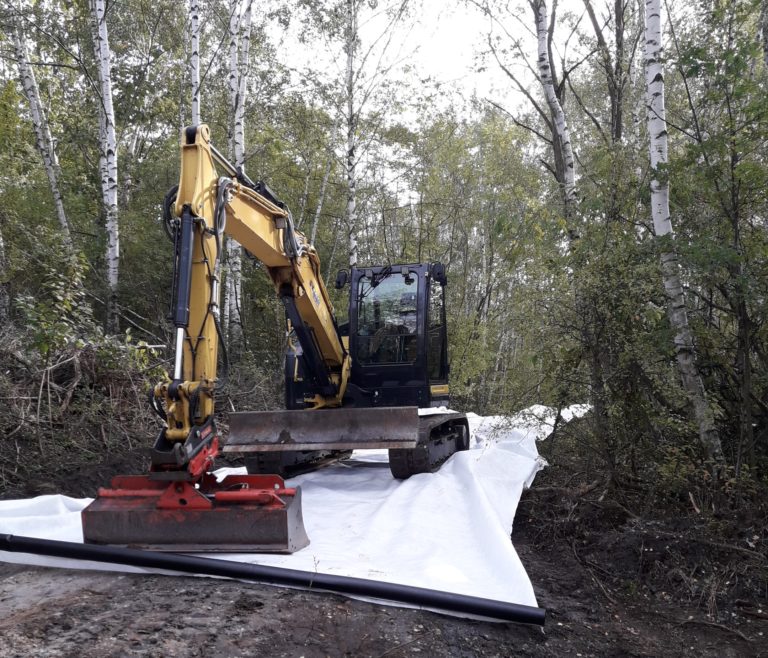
[334,269,349,289]
[431,262,447,286]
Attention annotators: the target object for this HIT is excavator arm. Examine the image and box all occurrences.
[156,125,349,454]
[81,125,414,552]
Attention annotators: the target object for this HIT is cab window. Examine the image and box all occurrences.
[355,273,418,365]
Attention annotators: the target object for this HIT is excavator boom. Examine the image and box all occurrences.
[81,125,423,552]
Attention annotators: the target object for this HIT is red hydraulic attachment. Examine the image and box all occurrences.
[81,470,309,553]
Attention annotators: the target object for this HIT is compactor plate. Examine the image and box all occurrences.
[81,474,309,553]
[225,406,419,452]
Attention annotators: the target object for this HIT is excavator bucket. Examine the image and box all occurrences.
[224,406,420,453]
[81,473,309,553]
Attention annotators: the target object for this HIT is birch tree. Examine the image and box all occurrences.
[531,0,578,240]
[483,0,579,239]
[189,0,201,125]
[310,121,339,247]
[89,0,120,334]
[11,14,73,249]
[345,0,359,266]
[0,225,8,324]
[644,0,723,463]
[306,0,409,267]
[223,0,253,345]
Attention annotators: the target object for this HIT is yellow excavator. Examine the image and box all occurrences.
[81,125,468,552]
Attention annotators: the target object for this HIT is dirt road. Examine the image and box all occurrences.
[1,505,764,657]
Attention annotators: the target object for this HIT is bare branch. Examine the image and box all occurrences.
[485,98,553,145]
[566,75,609,145]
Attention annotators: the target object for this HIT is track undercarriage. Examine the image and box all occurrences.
[388,413,469,479]
[240,412,470,480]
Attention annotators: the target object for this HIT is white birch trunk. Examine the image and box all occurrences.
[296,167,311,229]
[310,122,339,246]
[189,0,201,125]
[89,0,120,334]
[122,128,139,206]
[532,0,577,237]
[223,0,240,342]
[223,0,253,345]
[644,0,723,462]
[0,224,8,323]
[345,0,358,267]
[234,0,253,166]
[12,22,72,248]
[222,0,240,340]
[224,236,242,343]
[226,0,240,161]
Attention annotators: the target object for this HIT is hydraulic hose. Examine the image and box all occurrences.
[0,534,545,626]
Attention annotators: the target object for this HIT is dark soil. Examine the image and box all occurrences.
[1,437,767,656]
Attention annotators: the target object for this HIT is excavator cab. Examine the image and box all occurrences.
[343,263,450,409]
[239,262,455,478]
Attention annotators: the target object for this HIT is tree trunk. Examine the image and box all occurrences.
[532,0,577,240]
[0,224,9,324]
[12,20,73,249]
[736,296,754,472]
[121,128,139,206]
[222,0,240,341]
[223,0,253,347]
[310,122,338,247]
[234,0,253,165]
[189,0,201,125]
[761,0,768,69]
[89,0,120,334]
[345,0,358,267]
[296,165,311,229]
[644,0,724,463]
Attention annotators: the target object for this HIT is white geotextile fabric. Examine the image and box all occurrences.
[0,407,583,611]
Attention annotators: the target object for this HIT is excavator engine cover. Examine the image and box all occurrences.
[81,473,308,553]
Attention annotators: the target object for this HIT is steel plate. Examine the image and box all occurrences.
[225,406,419,452]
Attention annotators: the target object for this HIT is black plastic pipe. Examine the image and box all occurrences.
[0,534,545,626]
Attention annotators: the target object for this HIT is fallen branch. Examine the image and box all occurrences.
[676,618,751,642]
[529,479,601,498]
[647,531,766,562]
[584,499,640,521]
[376,629,434,657]
[571,541,617,606]
[739,609,768,621]
[59,353,82,413]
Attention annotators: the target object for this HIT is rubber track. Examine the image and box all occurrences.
[246,413,470,480]
[388,413,469,479]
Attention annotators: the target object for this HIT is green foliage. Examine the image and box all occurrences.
[666,0,768,473]
[17,250,96,358]
[1,0,768,501]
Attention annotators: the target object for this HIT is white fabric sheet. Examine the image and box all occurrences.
[0,407,584,611]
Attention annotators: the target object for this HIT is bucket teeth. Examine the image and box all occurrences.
[81,475,309,553]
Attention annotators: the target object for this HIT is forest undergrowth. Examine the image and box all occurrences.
[521,415,768,635]
[0,325,283,499]
[1,332,767,655]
